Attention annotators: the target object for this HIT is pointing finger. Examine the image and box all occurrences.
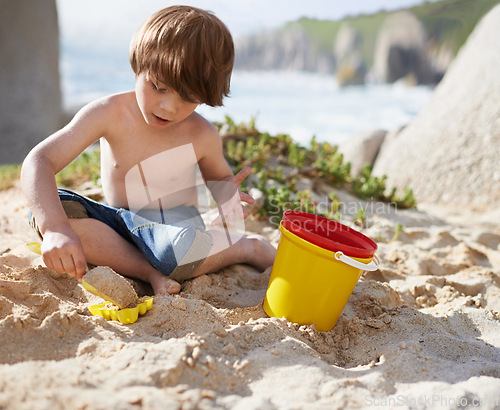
[240,191,255,204]
[232,166,252,185]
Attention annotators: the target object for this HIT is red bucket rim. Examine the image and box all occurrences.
[282,210,377,258]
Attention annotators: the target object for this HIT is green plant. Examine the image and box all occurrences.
[288,142,307,169]
[313,149,351,186]
[222,117,271,171]
[218,116,417,224]
[256,171,268,192]
[56,149,101,187]
[260,185,295,221]
[224,115,237,132]
[393,187,417,209]
[225,140,236,162]
[0,164,21,191]
[0,149,102,192]
[390,223,404,243]
[296,190,317,214]
[313,192,343,221]
[354,206,367,228]
[349,164,416,209]
[351,164,387,200]
[309,135,319,153]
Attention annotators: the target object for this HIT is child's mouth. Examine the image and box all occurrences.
[153,114,170,124]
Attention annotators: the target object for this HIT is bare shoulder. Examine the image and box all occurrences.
[186,112,221,151]
[187,112,232,180]
[71,92,135,126]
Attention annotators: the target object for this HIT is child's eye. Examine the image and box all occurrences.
[151,81,167,93]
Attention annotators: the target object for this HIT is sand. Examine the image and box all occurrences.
[0,183,499,409]
[83,266,138,309]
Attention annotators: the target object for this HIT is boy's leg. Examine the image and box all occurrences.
[66,200,275,293]
[69,218,181,295]
[70,219,275,292]
[190,229,276,278]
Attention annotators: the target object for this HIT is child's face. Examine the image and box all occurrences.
[135,73,199,128]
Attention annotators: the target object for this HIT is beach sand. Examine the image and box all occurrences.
[0,184,499,409]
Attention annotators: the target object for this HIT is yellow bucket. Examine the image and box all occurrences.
[264,212,379,332]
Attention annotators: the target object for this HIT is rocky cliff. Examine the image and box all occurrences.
[372,11,436,84]
[372,5,500,210]
[333,23,366,86]
[235,24,335,74]
[234,0,499,86]
[0,0,62,165]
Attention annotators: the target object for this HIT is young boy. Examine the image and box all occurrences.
[21,6,276,295]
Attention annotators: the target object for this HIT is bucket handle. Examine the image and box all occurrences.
[334,251,380,272]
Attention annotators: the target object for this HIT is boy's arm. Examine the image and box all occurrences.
[21,99,110,280]
[197,125,254,226]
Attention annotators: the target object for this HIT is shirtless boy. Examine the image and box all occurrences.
[21,5,276,295]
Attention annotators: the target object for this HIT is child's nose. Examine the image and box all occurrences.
[159,97,177,114]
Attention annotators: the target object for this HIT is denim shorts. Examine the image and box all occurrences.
[29,189,213,281]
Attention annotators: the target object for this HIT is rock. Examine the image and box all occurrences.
[334,23,366,86]
[373,6,500,210]
[235,25,335,74]
[334,23,360,63]
[372,11,435,85]
[0,0,62,164]
[335,57,366,87]
[336,56,367,87]
[339,130,387,177]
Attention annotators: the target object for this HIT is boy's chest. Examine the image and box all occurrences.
[101,133,203,210]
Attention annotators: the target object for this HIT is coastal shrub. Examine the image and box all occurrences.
[0,149,102,192]
[55,149,101,187]
[312,143,351,186]
[392,186,417,209]
[288,142,307,169]
[354,206,367,228]
[351,164,388,201]
[0,164,21,191]
[390,223,404,243]
[340,163,416,209]
[259,185,297,220]
[296,190,317,215]
[217,116,417,223]
[0,116,416,227]
[259,186,318,222]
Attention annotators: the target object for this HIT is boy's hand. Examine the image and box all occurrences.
[41,227,88,281]
[211,166,255,227]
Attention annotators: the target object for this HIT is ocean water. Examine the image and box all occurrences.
[61,52,433,146]
[197,71,433,145]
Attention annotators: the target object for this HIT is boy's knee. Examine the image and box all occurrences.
[168,229,213,282]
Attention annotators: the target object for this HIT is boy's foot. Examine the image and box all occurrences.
[246,235,276,271]
[149,274,181,295]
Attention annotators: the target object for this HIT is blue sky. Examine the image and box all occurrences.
[56,0,440,50]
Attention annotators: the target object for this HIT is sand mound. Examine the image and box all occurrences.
[1,186,499,409]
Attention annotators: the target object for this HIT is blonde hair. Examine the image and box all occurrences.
[129,5,234,107]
